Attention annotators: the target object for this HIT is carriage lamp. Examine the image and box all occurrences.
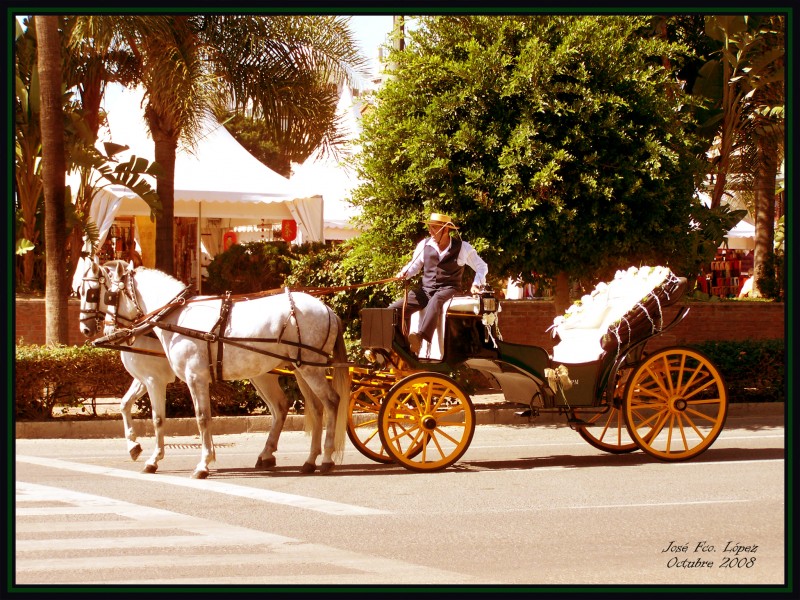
[476,289,498,315]
[364,348,382,364]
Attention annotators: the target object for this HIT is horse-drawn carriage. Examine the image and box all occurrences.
[74,259,727,477]
[346,265,728,471]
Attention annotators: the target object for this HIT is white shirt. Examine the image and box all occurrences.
[397,237,488,287]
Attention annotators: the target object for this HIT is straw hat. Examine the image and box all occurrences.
[425,213,458,230]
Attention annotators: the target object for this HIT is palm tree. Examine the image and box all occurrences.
[697,15,784,298]
[35,15,69,344]
[86,14,369,276]
[14,18,43,290]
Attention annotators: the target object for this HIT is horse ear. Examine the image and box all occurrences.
[113,261,125,279]
[127,260,135,272]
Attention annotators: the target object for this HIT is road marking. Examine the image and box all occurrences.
[16,455,387,516]
[563,499,752,510]
[15,482,490,585]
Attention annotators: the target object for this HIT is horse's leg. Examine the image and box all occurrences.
[297,366,341,474]
[294,372,323,474]
[119,379,147,461]
[141,378,168,474]
[249,373,290,470]
[185,374,215,479]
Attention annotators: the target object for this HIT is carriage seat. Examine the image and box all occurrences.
[410,296,481,360]
[551,266,677,364]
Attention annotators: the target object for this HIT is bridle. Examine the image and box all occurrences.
[78,263,145,335]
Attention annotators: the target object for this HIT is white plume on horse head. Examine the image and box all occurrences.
[71,256,90,294]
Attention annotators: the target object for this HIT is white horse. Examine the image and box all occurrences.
[74,258,350,478]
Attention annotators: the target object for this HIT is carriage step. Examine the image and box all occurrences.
[515,409,532,417]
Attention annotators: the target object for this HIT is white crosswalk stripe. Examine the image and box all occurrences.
[16,482,487,585]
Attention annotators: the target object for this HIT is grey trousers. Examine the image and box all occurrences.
[389,286,458,342]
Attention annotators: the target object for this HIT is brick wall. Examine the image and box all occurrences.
[15,298,88,347]
[496,300,784,351]
[14,296,785,348]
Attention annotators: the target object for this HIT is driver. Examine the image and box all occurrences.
[390,213,488,353]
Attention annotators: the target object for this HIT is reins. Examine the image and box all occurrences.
[88,269,405,373]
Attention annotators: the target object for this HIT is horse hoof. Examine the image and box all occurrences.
[142,463,158,474]
[255,456,276,470]
[192,469,209,479]
[300,462,317,474]
[130,444,142,462]
[319,462,335,474]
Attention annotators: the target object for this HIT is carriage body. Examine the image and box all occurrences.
[349,267,728,471]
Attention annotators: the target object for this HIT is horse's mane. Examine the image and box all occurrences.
[134,266,183,286]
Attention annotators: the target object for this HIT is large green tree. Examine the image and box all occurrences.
[350,15,704,311]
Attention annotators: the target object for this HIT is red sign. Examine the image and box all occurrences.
[281,219,297,242]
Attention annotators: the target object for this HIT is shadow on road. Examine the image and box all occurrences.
[206,445,783,479]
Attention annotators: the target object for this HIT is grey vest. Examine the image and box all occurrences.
[422,238,463,290]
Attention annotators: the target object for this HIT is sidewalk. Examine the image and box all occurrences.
[15,392,785,440]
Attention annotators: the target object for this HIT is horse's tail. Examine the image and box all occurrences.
[331,312,352,464]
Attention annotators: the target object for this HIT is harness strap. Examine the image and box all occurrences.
[276,287,303,366]
[154,323,333,367]
[208,292,233,383]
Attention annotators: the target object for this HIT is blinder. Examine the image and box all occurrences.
[104,289,119,306]
[85,287,100,304]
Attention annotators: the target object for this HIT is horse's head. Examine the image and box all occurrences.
[74,257,139,337]
[102,260,135,336]
[74,256,104,337]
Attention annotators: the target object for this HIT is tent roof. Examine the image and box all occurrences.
[98,84,323,238]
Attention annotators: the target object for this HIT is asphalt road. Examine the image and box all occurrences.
[14,411,787,591]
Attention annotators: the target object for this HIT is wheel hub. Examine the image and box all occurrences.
[670,397,688,412]
[422,415,437,430]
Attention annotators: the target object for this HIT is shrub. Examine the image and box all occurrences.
[203,240,294,295]
[15,343,306,420]
[15,344,133,420]
[689,339,784,403]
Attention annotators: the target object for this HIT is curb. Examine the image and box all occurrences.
[15,402,785,440]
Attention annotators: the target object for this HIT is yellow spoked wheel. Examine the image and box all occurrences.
[623,347,728,461]
[378,372,475,472]
[347,384,394,463]
[575,366,641,454]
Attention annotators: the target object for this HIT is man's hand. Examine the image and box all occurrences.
[471,284,483,295]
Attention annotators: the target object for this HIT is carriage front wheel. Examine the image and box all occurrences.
[623,347,727,461]
[378,372,475,472]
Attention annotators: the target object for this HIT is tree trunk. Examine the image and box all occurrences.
[554,272,571,316]
[152,132,177,277]
[751,134,778,298]
[36,15,69,345]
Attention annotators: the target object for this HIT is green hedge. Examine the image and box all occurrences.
[688,339,785,403]
[14,344,301,421]
[14,338,784,421]
[15,344,133,420]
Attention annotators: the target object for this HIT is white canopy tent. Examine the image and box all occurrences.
[88,84,324,288]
